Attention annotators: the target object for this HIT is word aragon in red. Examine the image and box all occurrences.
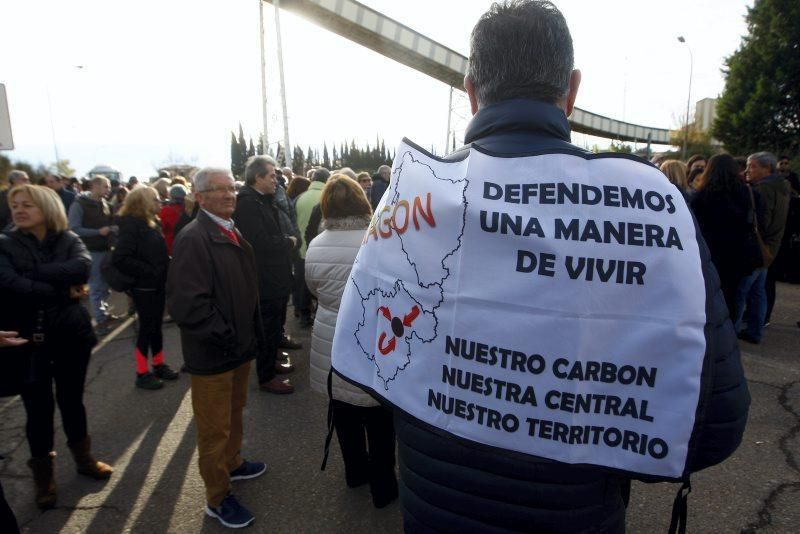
[364,193,436,243]
[376,304,421,355]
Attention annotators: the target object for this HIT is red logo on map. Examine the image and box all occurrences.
[376,305,420,355]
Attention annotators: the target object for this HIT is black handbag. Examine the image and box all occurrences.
[101,250,135,292]
[0,349,33,397]
[0,311,45,397]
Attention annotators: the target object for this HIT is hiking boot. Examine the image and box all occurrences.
[205,493,255,529]
[27,452,57,509]
[229,460,267,481]
[136,372,164,390]
[68,436,113,480]
[153,364,179,380]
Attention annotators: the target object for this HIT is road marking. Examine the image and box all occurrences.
[92,317,135,354]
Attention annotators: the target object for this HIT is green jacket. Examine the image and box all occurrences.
[753,175,791,257]
[295,181,325,258]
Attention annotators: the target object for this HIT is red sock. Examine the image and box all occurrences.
[135,349,149,375]
[152,351,164,366]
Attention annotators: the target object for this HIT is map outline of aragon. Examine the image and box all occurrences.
[353,148,469,389]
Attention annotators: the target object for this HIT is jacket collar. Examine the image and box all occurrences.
[321,215,372,232]
[308,181,325,191]
[239,184,274,203]
[754,173,781,186]
[464,98,572,144]
[197,210,241,247]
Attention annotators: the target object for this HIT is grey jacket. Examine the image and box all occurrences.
[753,174,791,257]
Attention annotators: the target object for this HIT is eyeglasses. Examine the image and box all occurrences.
[200,185,236,194]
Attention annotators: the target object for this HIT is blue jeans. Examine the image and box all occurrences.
[89,251,111,323]
[733,268,767,341]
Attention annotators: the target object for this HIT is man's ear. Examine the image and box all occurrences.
[564,69,581,117]
[464,76,479,116]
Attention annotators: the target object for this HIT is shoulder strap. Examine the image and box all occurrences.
[320,369,335,471]
[667,479,692,534]
[747,186,759,233]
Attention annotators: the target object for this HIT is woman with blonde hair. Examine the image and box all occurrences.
[113,186,177,389]
[305,175,398,508]
[0,185,112,509]
[660,159,689,193]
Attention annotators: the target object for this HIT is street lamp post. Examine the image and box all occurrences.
[677,36,693,161]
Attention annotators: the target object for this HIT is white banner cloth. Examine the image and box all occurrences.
[332,140,707,478]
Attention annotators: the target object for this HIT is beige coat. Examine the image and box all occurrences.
[305,215,377,407]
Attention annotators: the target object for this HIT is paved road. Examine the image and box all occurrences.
[1,284,798,533]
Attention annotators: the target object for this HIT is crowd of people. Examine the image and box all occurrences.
[654,151,797,344]
[0,0,796,531]
[0,156,397,529]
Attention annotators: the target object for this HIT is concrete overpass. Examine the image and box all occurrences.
[263,0,672,145]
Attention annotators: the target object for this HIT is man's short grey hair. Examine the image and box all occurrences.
[281,166,293,177]
[339,167,357,180]
[467,0,574,107]
[7,170,29,185]
[244,156,277,186]
[747,152,777,173]
[194,167,233,192]
[313,167,331,183]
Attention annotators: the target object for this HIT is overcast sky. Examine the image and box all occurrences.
[1,0,751,178]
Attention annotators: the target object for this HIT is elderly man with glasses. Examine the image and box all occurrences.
[167,167,266,529]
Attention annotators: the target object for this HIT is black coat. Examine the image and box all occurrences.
[233,185,294,300]
[395,99,750,533]
[0,229,96,351]
[166,210,263,375]
[370,176,389,209]
[691,186,764,281]
[112,215,169,290]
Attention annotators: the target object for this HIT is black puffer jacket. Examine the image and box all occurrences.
[232,185,294,300]
[112,215,169,290]
[0,229,96,350]
[396,99,750,533]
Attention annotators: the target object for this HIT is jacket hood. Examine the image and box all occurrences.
[464,98,572,145]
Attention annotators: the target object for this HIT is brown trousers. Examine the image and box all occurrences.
[191,360,251,506]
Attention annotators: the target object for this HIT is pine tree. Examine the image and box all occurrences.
[248,138,256,159]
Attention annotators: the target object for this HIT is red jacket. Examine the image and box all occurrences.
[160,203,184,256]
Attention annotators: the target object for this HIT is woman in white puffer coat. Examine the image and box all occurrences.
[305,174,398,509]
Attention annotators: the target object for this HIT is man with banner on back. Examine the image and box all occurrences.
[331,1,749,532]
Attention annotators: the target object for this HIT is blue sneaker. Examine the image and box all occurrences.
[205,493,254,529]
[229,460,266,481]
